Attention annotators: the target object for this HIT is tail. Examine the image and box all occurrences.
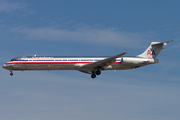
[137,40,176,59]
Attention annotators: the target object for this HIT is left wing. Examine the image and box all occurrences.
[78,52,128,74]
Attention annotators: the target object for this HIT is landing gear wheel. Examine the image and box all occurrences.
[91,73,96,79]
[96,70,101,75]
[10,72,13,76]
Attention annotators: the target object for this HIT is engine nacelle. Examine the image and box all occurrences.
[121,57,158,65]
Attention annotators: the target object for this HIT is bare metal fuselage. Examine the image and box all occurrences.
[3,56,157,72]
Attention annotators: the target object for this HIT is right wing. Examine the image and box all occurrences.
[78,52,128,74]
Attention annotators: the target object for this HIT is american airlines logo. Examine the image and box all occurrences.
[147,48,156,55]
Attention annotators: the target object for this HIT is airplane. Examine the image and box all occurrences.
[2,40,175,79]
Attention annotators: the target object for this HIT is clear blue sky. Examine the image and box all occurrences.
[0,0,180,120]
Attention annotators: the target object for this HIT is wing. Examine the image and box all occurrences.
[78,52,128,74]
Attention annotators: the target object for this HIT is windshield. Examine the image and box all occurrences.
[10,57,18,61]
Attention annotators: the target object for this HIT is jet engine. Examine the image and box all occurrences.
[121,57,158,65]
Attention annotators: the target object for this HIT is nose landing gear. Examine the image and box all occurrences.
[10,71,13,76]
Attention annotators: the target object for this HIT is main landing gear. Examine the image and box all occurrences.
[10,71,13,76]
[91,70,101,79]
[91,73,96,79]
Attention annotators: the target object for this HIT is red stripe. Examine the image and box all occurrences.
[5,61,121,65]
[5,62,91,65]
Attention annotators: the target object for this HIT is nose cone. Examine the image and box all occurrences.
[2,63,10,70]
[2,64,7,69]
[2,63,13,70]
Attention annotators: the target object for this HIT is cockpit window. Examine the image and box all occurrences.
[11,57,18,61]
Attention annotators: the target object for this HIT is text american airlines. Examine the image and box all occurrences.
[3,40,175,79]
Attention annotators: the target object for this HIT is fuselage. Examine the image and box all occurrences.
[2,56,157,71]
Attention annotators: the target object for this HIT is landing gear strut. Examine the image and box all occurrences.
[10,71,13,76]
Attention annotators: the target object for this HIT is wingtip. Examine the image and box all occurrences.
[168,39,177,43]
[124,52,128,54]
[121,52,128,55]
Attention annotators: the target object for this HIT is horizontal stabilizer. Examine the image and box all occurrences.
[151,39,176,46]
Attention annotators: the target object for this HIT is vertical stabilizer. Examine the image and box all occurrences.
[137,40,176,59]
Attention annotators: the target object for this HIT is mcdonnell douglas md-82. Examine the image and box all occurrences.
[3,40,175,78]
